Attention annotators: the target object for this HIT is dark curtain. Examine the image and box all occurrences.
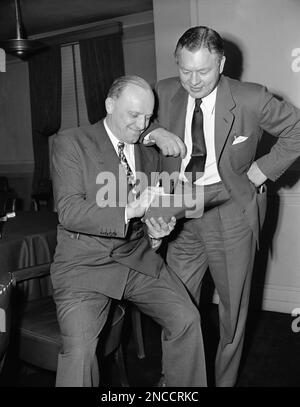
[79,34,125,124]
[28,46,62,195]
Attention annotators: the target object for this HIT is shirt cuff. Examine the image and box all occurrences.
[143,132,155,145]
[125,205,130,224]
[149,237,162,250]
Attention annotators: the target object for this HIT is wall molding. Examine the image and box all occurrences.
[30,21,122,46]
[261,283,300,314]
[123,22,154,41]
[212,284,300,314]
[29,11,154,45]
[277,190,300,206]
[123,35,154,45]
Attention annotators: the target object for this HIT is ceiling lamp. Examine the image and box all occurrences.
[0,0,46,61]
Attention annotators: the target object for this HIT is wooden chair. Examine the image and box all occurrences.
[11,263,129,386]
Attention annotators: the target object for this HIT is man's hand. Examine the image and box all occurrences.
[247,161,267,187]
[144,216,176,239]
[125,187,163,220]
[149,128,187,158]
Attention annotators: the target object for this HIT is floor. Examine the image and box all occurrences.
[1,303,300,388]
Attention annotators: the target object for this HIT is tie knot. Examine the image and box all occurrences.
[118,141,125,152]
[194,98,202,112]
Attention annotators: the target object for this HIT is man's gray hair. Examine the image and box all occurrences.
[107,75,152,99]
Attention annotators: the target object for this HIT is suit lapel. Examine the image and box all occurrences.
[90,121,120,174]
[215,76,236,162]
[170,85,189,140]
[93,121,131,206]
[91,122,157,189]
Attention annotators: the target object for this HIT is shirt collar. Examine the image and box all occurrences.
[188,85,217,115]
[201,86,217,114]
[103,118,135,161]
[103,118,121,152]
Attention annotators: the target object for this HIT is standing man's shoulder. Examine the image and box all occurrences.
[224,75,266,95]
[156,76,182,96]
[222,75,273,108]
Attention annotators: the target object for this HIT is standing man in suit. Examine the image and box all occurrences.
[143,26,300,386]
[50,75,207,387]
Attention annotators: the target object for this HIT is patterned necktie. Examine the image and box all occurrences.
[185,98,207,183]
[117,141,135,187]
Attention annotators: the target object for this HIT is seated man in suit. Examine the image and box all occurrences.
[50,75,207,387]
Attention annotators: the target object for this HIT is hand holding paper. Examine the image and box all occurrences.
[145,215,176,239]
[126,186,163,220]
[142,183,225,223]
[144,215,176,251]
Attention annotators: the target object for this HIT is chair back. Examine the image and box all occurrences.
[0,273,13,373]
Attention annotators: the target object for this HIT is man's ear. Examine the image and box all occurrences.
[105,97,114,114]
[219,56,226,74]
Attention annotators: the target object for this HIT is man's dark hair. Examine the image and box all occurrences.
[174,26,224,60]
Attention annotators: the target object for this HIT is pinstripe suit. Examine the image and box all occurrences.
[50,120,207,387]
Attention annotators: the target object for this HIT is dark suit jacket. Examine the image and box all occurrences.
[149,75,300,242]
[50,120,163,299]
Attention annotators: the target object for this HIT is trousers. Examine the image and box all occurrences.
[167,183,256,386]
[53,264,207,387]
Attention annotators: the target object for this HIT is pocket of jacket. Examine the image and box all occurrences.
[229,135,256,174]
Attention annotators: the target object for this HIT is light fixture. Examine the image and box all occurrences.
[0,0,46,60]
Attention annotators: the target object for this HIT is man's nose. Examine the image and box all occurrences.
[190,71,201,85]
[136,116,146,130]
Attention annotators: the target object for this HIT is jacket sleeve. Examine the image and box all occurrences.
[255,87,300,181]
[51,132,129,238]
[139,81,168,143]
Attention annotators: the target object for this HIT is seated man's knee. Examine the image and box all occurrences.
[165,304,200,339]
[62,335,98,360]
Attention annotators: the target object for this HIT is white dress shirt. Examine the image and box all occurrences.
[180,87,221,186]
[103,118,136,179]
[104,119,136,224]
